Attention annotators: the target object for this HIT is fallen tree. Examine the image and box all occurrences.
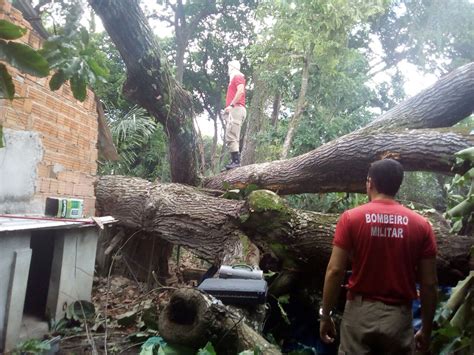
[96,177,472,285]
[87,0,473,350]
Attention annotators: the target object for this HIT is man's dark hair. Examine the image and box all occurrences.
[368,159,404,196]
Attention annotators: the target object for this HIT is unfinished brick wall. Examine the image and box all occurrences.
[0,0,98,216]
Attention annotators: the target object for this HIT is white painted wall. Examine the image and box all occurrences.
[0,232,31,351]
[0,129,43,214]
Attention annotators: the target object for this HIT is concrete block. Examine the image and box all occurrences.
[46,227,98,321]
[4,248,33,352]
[0,232,31,352]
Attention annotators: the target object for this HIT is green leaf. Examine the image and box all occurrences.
[446,198,474,218]
[0,20,27,40]
[278,294,290,304]
[277,294,290,324]
[158,344,195,355]
[244,184,259,197]
[239,213,250,223]
[66,300,95,321]
[436,324,461,338]
[465,167,474,179]
[439,336,462,355]
[61,57,81,77]
[139,336,194,355]
[446,271,474,313]
[264,270,277,278]
[80,27,90,46]
[14,339,51,353]
[0,63,15,99]
[87,58,109,78]
[449,218,463,233]
[116,310,138,327]
[0,41,49,77]
[455,147,474,163]
[49,70,68,91]
[70,74,87,101]
[140,336,165,355]
[197,342,216,355]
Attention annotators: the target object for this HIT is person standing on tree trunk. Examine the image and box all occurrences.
[320,159,438,354]
[223,60,246,170]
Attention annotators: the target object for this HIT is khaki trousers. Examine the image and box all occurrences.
[224,106,246,153]
[339,296,414,355]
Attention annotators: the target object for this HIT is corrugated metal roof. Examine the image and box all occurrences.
[0,215,116,233]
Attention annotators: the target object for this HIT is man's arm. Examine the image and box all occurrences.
[415,258,438,352]
[320,246,349,343]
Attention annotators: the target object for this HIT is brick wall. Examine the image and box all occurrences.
[0,0,98,216]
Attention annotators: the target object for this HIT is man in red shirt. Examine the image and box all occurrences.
[224,60,246,170]
[320,159,438,354]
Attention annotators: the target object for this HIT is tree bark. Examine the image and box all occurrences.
[204,129,474,194]
[158,288,281,354]
[271,91,281,128]
[280,43,314,159]
[359,62,474,133]
[194,116,207,174]
[241,73,272,166]
[172,0,216,84]
[211,112,219,173]
[205,61,474,192]
[88,0,197,185]
[96,177,472,285]
[96,176,245,262]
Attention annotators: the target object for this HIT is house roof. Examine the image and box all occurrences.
[13,0,50,39]
[0,215,116,232]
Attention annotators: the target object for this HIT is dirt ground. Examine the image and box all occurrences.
[55,247,206,354]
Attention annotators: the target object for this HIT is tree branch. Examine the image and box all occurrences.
[204,129,473,194]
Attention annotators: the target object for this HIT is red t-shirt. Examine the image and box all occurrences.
[333,199,437,304]
[226,74,246,107]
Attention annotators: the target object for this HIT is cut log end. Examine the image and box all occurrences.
[158,288,281,354]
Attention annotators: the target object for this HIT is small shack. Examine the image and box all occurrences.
[0,215,115,351]
[0,0,117,352]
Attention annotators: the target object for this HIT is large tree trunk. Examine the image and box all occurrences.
[88,0,197,185]
[205,130,474,194]
[96,177,472,285]
[96,176,245,262]
[205,61,474,192]
[360,62,474,133]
